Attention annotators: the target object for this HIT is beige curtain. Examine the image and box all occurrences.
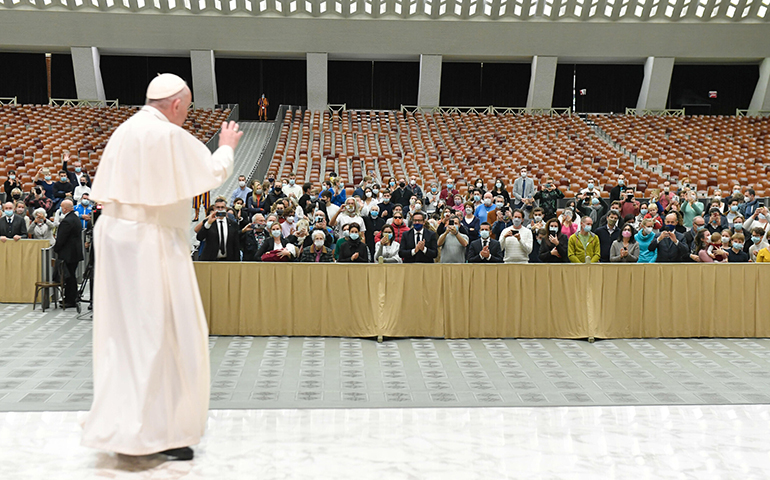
[0,240,47,303]
[195,262,770,339]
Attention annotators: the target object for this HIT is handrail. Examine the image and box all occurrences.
[625,107,685,116]
[48,98,120,108]
[251,104,289,183]
[327,104,347,113]
[736,109,770,117]
[400,105,572,116]
[0,97,18,106]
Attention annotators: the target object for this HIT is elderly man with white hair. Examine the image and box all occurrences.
[299,228,334,262]
[28,208,55,246]
[81,74,244,461]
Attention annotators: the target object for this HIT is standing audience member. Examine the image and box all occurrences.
[255,222,295,261]
[466,223,503,263]
[755,231,770,262]
[53,171,74,209]
[28,208,56,246]
[595,210,621,263]
[635,218,658,263]
[648,213,688,263]
[240,213,269,261]
[727,233,749,263]
[748,227,768,262]
[0,202,26,242]
[438,215,469,263]
[511,168,534,211]
[299,230,334,263]
[534,176,564,220]
[338,223,369,263]
[499,210,533,264]
[610,224,639,263]
[196,198,241,261]
[399,212,437,263]
[3,169,21,200]
[374,224,402,263]
[53,200,83,308]
[461,203,481,242]
[568,217,601,264]
[230,175,252,205]
[539,219,568,263]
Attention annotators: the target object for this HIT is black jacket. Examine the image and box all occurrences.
[0,214,27,238]
[196,218,241,261]
[539,233,569,263]
[648,231,689,262]
[466,238,503,263]
[53,211,83,264]
[338,238,370,263]
[240,228,269,262]
[594,225,621,263]
[399,227,438,263]
[53,180,74,200]
[254,236,293,261]
[390,186,414,207]
[245,194,269,217]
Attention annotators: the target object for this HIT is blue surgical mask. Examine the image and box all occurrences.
[473,195,481,202]
[733,242,744,250]
[640,209,648,216]
[390,181,396,187]
[591,198,599,205]
[370,210,379,218]
[431,188,437,193]
[386,233,393,240]
[587,183,594,190]
[271,229,281,238]
[315,217,323,224]
[266,220,274,229]
[74,167,81,173]
[666,224,676,232]
[731,205,739,212]
[3,210,12,217]
[752,236,761,244]
[583,225,592,233]
[343,230,350,238]
[734,223,743,230]
[81,199,90,206]
[349,232,360,241]
[447,184,454,189]
[413,224,424,231]
[44,176,51,181]
[480,230,490,239]
[760,214,767,221]
[289,179,295,185]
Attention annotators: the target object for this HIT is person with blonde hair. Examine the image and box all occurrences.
[28,207,55,246]
[330,197,366,240]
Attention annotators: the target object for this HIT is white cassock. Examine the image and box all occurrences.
[81,105,233,455]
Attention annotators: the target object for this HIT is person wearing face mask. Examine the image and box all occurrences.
[576,192,608,225]
[440,180,459,202]
[579,178,602,199]
[9,187,22,203]
[594,211,621,263]
[334,224,350,261]
[12,201,30,231]
[466,222,503,263]
[635,218,658,263]
[424,182,440,215]
[705,207,729,235]
[255,222,295,261]
[460,203,481,242]
[473,178,487,196]
[296,182,316,215]
[682,216,706,260]
[265,178,287,211]
[33,167,56,200]
[330,179,348,207]
[491,206,514,240]
[73,173,92,202]
[299,229,334,263]
[748,227,768,262]
[229,174,253,206]
[475,192,497,223]
[74,193,94,230]
[246,181,269,218]
[286,219,312,254]
[317,190,339,224]
[528,207,546,233]
[53,199,83,308]
[303,211,335,248]
[399,212,437,263]
[338,223,370,263]
[484,195,507,224]
[379,210,410,244]
[490,178,510,205]
[559,206,579,238]
[27,207,56,246]
[437,215,469,264]
[568,217,601,264]
[539,219,568,263]
[353,175,372,199]
[197,198,241,261]
[282,173,303,199]
[408,175,424,200]
[240,213,269,261]
[52,170,74,210]
[451,194,466,214]
[378,189,394,220]
[62,151,91,188]
[363,204,385,259]
[680,189,704,230]
[0,201,27,242]
[511,169,534,211]
[534,176,564,220]
[731,215,745,236]
[407,198,427,224]
[229,198,248,230]
[740,188,760,218]
[755,231,770,262]
[498,209,533,264]
[374,224,402,263]
[727,232,749,262]
[3,169,21,200]
[648,213,688,263]
[658,181,676,212]
[743,206,770,236]
[609,174,627,203]
[390,178,414,207]
[610,225,640,263]
[361,187,378,212]
[726,200,743,226]
[330,198,366,241]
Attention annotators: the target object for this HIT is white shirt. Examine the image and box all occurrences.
[499,226,533,264]
[204,218,229,258]
[282,184,303,199]
[74,184,92,202]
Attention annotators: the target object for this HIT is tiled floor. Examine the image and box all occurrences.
[2,304,770,411]
[2,405,770,479]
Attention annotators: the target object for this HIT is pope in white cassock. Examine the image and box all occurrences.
[81,74,243,460]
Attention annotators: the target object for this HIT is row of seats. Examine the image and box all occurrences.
[0,104,231,193]
[268,109,670,197]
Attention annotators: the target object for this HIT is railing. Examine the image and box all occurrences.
[400,105,572,116]
[251,103,290,183]
[0,97,18,106]
[736,109,770,117]
[48,98,120,108]
[327,104,347,113]
[625,108,685,116]
[203,103,240,153]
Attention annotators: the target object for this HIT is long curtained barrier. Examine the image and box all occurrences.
[0,240,48,303]
[194,263,770,339]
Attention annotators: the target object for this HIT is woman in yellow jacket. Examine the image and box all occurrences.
[756,232,770,262]
[568,217,602,263]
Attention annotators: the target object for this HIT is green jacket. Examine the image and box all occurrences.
[568,232,601,263]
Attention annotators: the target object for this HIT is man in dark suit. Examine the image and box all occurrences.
[0,202,27,242]
[594,210,621,263]
[196,198,240,261]
[467,222,503,263]
[53,200,83,308]
[649,213,689,263]
[399,211,437,263]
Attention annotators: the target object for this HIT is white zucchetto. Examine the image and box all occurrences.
[145,73,187,100]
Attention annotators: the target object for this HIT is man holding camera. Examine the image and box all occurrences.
[197,197,241,261]
[648,213,688,262]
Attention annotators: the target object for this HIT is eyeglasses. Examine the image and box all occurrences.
[393,217,403,220]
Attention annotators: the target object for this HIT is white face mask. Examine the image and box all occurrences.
[483,198,492,206]
[314,239,324,248]
[365,192,373,198]
[495,202,504,208]
[643,227,653,235]
[239,181,246,188]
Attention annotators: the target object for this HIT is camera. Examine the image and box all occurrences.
[215,211,227,218]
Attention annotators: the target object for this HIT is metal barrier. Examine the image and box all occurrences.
[625,108,685,116]
[400,105,572,116]
[251,104,291,183]
[0,97,18,106]
[736,109,770,117]
[48,98,120,108]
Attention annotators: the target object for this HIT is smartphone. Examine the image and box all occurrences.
[215,211,227,218]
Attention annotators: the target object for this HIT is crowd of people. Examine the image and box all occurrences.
[190,167,770,264]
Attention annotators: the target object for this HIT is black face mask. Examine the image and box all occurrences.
[12,194,20,200]
[399,182,406,188]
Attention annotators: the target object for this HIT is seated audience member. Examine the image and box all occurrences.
[727,233,749,263]
[28,208,55,246]
[595,210,621,263]
[649,213,688,263]
[461,203,481,242]
[0,201,27,242]
[610,224,639,263]
[255,221,295,261]
[539,219,568,263]
[363,204,386,258]
[299,230,334,263]
[750,228,770,262]
[304,212,335,249]
[568,217,601,264]
[499,209,532,264]
[399,212,438,263]
[374,224,402,263]
[529,228,546,263]
[466,222,503,263]
[438,215,469,263]
[755,231,770,262]
[338,223,369,263]
[635,218,658,263]
[197,198,241,261]
[334,224,350,261]
[241,213,269,261]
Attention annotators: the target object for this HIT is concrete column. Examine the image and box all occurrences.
[526,56,558,109]
[636,56,675,111]
[70,46,105,101]
[190,50,218,110]
[306,53,328,112]
[417,54,442,108]
[749,58,770,114]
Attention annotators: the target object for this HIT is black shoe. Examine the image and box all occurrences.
[160,447,194,461]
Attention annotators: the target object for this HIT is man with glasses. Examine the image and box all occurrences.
[399,212,437,263]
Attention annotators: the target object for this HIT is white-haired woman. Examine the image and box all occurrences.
[28,208,55,246]
[330,197,366,242]
[299,229,334,263]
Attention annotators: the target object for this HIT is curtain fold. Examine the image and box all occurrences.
[0,240,47,303]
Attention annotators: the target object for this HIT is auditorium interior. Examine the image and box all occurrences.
[1,1,770,477]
